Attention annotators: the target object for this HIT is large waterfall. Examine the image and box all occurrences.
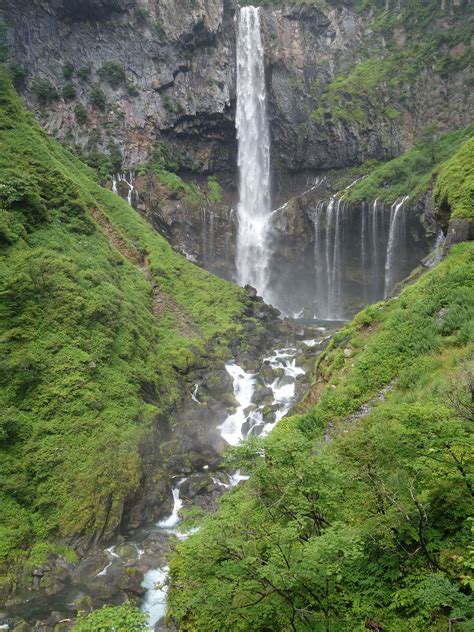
[235,6,271,294]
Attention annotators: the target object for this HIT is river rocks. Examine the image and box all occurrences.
[201,369,234,399]
[71,553,108,585]
[251,382,274,405]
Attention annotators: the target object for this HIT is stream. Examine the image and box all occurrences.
[0,323,335,631]
[138,331,331,630]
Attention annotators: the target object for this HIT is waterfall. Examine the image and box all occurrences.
[330,198,343,318]
[361,202,368,302]
[384,196,409,297]
[309,194,422,319]
[112,171,136,206]
[235,6,271,294]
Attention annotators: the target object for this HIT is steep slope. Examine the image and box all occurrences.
[168,242,474,630]
[0,66,251,596]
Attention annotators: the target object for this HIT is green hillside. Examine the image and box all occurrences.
[0,67,247,590]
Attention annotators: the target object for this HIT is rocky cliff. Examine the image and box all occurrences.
[1,0,472,305]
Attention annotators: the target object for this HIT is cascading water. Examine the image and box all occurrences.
[112,171,136,206]
[309,194,425,319]
[384,196,409,297]
[235,6,271,295]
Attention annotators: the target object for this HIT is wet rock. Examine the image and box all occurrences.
[32,568,44,591]
[221,392,239,408]
[41,571,68,597]
[179,474,216,500]
[202,370,234,399]
[70,553,108,585]
[117,567,145,596]
[259,362,277,383]
[251,383,274,405]
[262,404,278,424]
[115,544,139,563]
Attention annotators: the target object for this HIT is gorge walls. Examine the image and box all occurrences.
[2,0,472,316]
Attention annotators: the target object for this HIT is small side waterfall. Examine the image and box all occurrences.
[384,196,409,297]
[309,195,418,319]
[112,171,136,206]
[235,6,271,294]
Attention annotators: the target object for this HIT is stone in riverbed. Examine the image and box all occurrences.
[251,383,274,405]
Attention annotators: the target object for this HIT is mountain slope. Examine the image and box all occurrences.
[168,242,474,631]
[0,66,248,593]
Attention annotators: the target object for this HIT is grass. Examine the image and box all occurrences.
[434,137,474,221]
[0,66,248,590]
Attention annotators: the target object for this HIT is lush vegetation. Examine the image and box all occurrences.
[341,124,474,206]
[435,137,474,221]
[168,243,474,630]
[137,139,226,208]
[72,602,148,631]
[0,68,248,592]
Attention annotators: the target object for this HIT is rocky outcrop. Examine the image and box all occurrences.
[3,0,237,170]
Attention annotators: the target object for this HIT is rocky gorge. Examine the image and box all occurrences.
[0,0,472,630]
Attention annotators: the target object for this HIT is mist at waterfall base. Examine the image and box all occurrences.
[265,194,433,321]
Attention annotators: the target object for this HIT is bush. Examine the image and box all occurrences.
[72,603,148,631]
[63,62,74,80]
[31,78,59,106]
[98,60,126,89]
[74,103,88,125]
[8,62,28,88]
[89,86,107,111]
[77,63,91,81]
[134,6,149,22]
[62,83,76,100]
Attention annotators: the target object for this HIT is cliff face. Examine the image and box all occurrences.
[4,0,472,175]
[3,0,237,171]
[2,0,472,305]
[262,2,472,176]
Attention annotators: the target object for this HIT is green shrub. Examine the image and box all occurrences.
[31,78,59,106]
[134,6,149,22]
[77,63,91,81]
[89,86,107,111]
[207,176,223,204]
[98,60,126,89]
[73,603,148,631]
[62,83,76,100]
[74,103,88,125]
[63,62,74,80]
[8,62,28,88]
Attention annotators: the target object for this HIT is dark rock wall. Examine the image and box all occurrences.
[4,0,472,173]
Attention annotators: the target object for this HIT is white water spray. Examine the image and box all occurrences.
[384,196,409,297]
[235,6,271,294]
